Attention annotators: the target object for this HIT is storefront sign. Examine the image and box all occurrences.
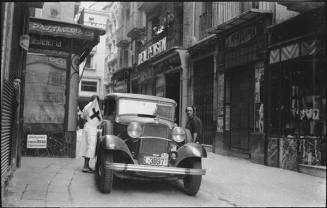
[27,134,47,148]
[20,34,30,51]
[30,36,65,49]
[29,21,94,40]
[138,37,166,65]
[225,26,256,48]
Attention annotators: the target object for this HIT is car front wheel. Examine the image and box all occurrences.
[96,151,114,193]
[183,159,202,196]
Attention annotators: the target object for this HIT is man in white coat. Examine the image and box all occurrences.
[81,95,102,172]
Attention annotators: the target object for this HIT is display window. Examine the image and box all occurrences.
[268,57,326,138]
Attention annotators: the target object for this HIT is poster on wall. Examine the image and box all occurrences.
[23,53,66,123]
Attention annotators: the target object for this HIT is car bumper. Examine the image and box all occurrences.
[105,163,206,175]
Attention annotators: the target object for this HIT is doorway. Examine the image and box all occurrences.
[193,56,214,145]
[165,71,180,125]
[230,65,254,151]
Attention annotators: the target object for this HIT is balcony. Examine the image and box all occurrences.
[199,12,212,40]
[116,26,129,48]
[126,12,146,39]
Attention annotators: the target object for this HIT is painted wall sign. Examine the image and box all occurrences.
[138,37,166,65]
[20,34,30,50]
[27,134,47,148]
[29,21,94,40]
[225,26,256,48]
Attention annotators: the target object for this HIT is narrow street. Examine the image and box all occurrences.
[3,152,325,207]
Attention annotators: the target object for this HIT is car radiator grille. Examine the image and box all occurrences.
[139,137,169,156]
[142,123,169,138]
[137,124,170,165]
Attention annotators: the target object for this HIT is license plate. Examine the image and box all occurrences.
[143,156,168,166]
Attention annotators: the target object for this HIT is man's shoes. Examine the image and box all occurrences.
[82,167,94,173]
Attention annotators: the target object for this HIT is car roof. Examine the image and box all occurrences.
[105,93,177,105]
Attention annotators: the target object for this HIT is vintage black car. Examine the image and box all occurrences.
[95,93,207,195]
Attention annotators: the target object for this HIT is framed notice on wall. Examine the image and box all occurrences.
[27,134,47,148]
[23,53,67,123]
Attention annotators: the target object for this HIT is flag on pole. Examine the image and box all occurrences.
[83,98,102,124]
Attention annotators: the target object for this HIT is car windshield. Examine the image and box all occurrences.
[118,98,175,121]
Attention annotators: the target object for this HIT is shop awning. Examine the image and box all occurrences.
[28,17,106,62]
[208,9,272,35]
[188,34,216,53]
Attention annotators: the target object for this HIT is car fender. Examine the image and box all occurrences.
[99,135,133,161]
[175,143,207,166]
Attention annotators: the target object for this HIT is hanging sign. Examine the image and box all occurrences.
[20,34,30,51]
[138,37,166,65]
[27,134,47,148]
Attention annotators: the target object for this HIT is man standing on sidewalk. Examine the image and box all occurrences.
[185,106,202,143]
[81,95,102,173]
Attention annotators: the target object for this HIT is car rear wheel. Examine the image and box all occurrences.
[183,159,202,196]
[96,151,114,193]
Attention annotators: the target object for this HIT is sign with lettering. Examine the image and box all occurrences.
[29,21,95,40]
[30,35,70,52]
[225,26,256,48]
[27,134,47,148]
[138,37,166,65]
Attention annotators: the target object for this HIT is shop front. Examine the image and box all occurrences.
[188,35,217,146]
[210,10,272,162]
[132,37,189,126]
[22,17,104,157]
[266,6,326,171]
[111,67,131,93]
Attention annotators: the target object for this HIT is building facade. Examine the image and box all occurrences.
[266,5,326,170]
[103,2,119,94]
[1,1,43,197]
[18,2,105,159]
[113,2,189,127]
[76,3,109,108]
[112,2,326,175]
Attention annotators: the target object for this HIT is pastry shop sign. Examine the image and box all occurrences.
[138,37,166,65]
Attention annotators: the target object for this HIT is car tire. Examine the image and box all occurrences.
[96,151,114,193]
[183,159,202,196]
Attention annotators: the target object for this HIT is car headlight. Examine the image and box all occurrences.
[172,127,186,143]
[127,122,143,138]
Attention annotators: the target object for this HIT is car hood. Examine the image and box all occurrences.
[116,115,175,129]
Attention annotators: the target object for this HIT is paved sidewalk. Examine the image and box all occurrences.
[2,153,326,207]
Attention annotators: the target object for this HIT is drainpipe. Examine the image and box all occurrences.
[177,49,189,128]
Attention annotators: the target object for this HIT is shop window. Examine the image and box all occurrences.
[268,58,326,137]
[254,62,264,133]
[224,75,231,131]
[81,80,97,92]
[85,54,94,69]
